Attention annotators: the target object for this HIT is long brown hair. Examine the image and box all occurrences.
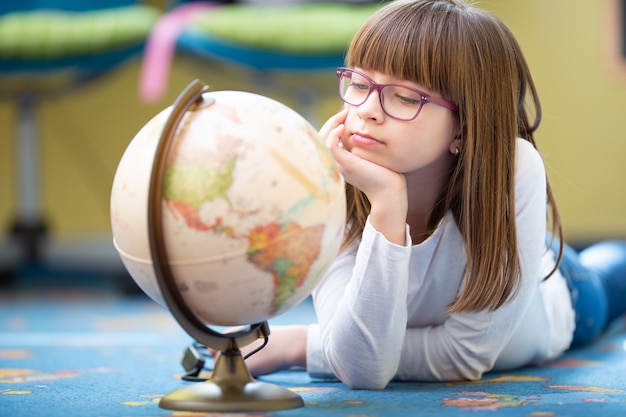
[342,0,563,313]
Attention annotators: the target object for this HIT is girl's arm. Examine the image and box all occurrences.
[307,109,414,389]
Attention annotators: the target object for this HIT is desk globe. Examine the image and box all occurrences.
[110,80,346,412]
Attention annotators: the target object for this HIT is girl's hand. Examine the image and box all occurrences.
[320,109,408,245]
[210,325,307,377]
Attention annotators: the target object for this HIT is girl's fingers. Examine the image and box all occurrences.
[325,123,345,150]
[319,107,348,140]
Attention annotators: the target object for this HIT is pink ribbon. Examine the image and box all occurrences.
[138,2,218,103]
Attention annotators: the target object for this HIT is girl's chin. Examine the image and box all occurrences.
[346,147,393,170]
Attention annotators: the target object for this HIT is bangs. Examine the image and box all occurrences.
[346,0,464,98]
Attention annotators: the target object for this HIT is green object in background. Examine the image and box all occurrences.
[0,5,160,59]
[191,4,382,55]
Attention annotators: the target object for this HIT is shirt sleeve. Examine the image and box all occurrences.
[308,220,412,389]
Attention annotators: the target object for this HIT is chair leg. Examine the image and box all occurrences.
[7,92,49,266]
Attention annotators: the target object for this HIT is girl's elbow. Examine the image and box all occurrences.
[450,357,492,382]
[333,363,396,390]
[347,378,390,390]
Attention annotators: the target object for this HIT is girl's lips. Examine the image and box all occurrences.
[350,133,384,146]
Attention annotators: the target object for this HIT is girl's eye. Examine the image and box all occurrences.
[351,81,370,91]
[389,87,422,106]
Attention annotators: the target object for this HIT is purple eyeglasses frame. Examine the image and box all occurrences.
[336,67,459,121]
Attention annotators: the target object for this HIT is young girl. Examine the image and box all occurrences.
[240,0,626,389]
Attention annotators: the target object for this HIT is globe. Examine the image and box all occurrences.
[110,84,346,329]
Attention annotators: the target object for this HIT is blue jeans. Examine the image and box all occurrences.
[548,237,626,346]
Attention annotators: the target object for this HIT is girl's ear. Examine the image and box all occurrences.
[449,137,462,156]
[449,122,465,156]
[449,123,463,156]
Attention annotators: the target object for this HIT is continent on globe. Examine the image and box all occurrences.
[163,158,237,232]
[247,223,325,312]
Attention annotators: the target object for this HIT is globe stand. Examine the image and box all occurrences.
[147,80,304,412]
[159,338,304,412]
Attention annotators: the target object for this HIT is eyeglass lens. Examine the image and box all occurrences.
[338,70,424,120]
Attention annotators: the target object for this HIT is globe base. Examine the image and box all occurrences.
[159,348,304,412]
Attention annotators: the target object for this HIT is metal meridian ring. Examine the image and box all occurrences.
[147,79,268,352]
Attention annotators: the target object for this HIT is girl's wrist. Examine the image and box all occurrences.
[282,325,308,369]
[369,200,408,246]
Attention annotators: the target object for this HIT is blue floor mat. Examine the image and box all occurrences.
[1,289,625,417]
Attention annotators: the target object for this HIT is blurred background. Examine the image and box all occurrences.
[0,0,625,290]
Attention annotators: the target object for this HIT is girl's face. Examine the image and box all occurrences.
[340,69,460,179]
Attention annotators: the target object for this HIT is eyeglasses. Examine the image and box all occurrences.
[336,67,458,121]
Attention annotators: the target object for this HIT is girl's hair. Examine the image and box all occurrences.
[342,0,563,313]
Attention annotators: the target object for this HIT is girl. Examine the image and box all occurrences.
[241,0,626,389]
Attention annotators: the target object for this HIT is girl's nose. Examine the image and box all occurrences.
[355,90,385,122]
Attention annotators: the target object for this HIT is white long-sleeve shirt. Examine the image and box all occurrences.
[306,139,575,389]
